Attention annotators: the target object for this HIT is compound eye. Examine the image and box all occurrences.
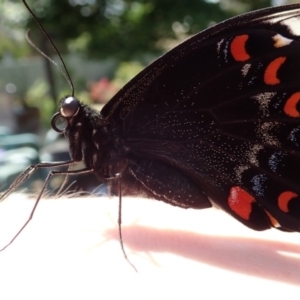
[60,96,80,117]
[51,112,68,132]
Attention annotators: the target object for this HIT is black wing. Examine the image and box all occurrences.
[101,4,300,231]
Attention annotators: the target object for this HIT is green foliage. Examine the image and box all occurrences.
[0,0,30,58]
[25,79,55,127]
[23,0,235,59]
[112,61,145,88]
[2,0,275,60]
[0,36,29,59]
[224,0,274,14]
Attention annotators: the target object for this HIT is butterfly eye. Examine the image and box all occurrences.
[60,96,80,117]
[51,112,68,133]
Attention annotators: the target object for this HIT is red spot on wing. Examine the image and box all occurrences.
[284,92,300,117]
[228,186,254,220]
[230,35,250,61]
[264,56,286,85]
[278,191,298,213]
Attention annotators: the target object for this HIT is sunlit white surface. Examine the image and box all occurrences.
[0,194,299,300]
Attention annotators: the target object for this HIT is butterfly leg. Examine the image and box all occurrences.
[0,166,94,251]
[105,173,138,272]
[0,160,75,202]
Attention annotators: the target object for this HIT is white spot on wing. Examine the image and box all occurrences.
[223,40,230,63]
[217,39,224,56]
[256,121,281,147]
[246,144,263,167]
[252,92,276,117]
[241,63,251,76]
[272,34,293,48]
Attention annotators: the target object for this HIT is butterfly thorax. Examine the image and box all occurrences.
[65,103,127,178]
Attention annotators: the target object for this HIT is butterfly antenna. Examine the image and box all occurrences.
[22,0,75,96]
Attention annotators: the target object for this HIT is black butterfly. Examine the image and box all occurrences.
[2,3,300,254]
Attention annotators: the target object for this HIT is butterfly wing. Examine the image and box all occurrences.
[101,4,300,231]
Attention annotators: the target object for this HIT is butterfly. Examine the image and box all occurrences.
[2,3,300,253]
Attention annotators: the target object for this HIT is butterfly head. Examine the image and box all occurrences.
[51,95,81,133]
[51,95,106,163]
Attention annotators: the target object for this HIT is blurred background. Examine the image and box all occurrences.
[0,0,295,195]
